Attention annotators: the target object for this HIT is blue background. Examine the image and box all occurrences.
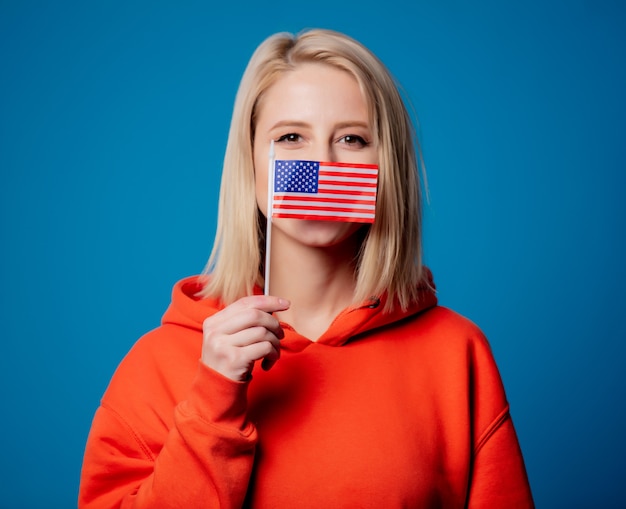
[1,1,625,507]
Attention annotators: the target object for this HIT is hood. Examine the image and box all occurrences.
[162,272,437,352]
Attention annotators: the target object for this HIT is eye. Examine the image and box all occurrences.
[276,133,302,143]
[339,135,369,147]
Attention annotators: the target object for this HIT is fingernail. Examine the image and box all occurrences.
[278,298,290,307]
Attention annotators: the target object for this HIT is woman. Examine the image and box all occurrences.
[79,28,534,508]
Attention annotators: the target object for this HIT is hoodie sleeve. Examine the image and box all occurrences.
[78,362,257,509]
[466,335,534,509]
[467,407,534,509]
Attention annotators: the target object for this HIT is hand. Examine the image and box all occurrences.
[201,295,290,382]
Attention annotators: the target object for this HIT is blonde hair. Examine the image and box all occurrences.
[200,28,426,310]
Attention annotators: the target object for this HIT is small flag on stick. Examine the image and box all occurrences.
[271,160,378,223]
[263,154,378,294]
[264,141,275,295]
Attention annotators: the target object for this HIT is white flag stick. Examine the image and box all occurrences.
[264,140,275,295]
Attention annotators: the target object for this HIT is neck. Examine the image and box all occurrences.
[267,230,359,340]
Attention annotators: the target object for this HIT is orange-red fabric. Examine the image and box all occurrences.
[79,275,534,508]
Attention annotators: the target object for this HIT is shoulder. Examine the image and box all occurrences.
[429,306,500,364]
[123,322,202,368]
[420,307,511,431]
[410,305,494,355]
[420,305,484,335]
[100,322,202,426]
[427,306,509,406]
[99,275,218,414]
[405,306,505,396]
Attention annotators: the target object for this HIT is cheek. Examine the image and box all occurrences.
[255,172,266,214]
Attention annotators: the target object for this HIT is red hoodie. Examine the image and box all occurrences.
[79,275,533,508]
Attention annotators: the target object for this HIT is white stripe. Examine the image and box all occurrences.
[274,192,375,201]
[318,184,376,192]
[273,201,375,210]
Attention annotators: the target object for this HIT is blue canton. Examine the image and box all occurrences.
[274,160,319,193]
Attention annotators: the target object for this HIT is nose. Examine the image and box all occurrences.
[311,142,335,163]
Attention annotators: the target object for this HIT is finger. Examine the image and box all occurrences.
[205,307,284,338]
[241,340,280,366]
[208,293,289,331]
[223,294,290,317]
[228,326,283,350]
[261,354,280,371]
[201,331,280,378]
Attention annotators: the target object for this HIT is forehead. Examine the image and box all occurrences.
[254,63,370,125]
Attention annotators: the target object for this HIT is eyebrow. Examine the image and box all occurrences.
[269,120,371,131]
[269,120,310,131]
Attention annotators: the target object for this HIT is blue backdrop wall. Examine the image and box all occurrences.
[1,1,625,507]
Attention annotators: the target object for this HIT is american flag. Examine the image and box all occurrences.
[272,160,379,223]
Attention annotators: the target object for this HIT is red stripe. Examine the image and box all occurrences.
[273,213,375,223]
[319,170,378,179]
[319,161,378,169]
[320,180,378,188]
[275,204,373,214]
[275,196,375,205]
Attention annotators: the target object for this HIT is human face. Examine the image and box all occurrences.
[253,62,377,249]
